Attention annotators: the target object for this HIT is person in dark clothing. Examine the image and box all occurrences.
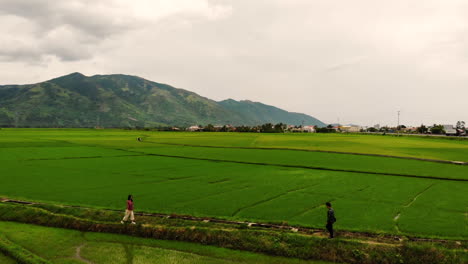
[325,202,336,238]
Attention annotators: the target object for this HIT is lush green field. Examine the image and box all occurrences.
[144,132,468,162]
[0,129,467,239]
[0,221,327,264]
[0,253,15,264]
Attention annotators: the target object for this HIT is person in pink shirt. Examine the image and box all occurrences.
[121,194,136,224]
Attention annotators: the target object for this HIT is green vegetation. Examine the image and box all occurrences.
[0,129,466,263]
[0,232,51,264]
[0,253,16,264]
[0,221,330,264]
[0,206,464,264]
[0,73,324,127]
[143,132,468,161]
[0,129,467,240]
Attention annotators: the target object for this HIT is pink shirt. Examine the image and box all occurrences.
[127,200,134,211]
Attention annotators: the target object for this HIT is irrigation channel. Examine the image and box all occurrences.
[1,198,465,246]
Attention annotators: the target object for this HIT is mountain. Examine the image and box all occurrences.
[219,99,325,127]
[0,73,324,128]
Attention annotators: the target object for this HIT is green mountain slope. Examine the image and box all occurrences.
[0,73,324,127]
[219,99,325,126]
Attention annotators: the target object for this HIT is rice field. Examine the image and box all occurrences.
[0,129,466,239]
[0,221,327,264]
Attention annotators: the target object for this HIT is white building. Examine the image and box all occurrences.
[302,126,316,133]
[187,125,201,132]
[341,126,361,133]
[443,125,457,136]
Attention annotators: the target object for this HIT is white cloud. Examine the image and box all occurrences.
[0,0,231,61]
[0,0,467,125]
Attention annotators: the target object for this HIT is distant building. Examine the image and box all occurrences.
[187,125,201,132]
[374,124,380,129]
[341,125,361,133]
[302,126,316,133]
[443,125,457,136]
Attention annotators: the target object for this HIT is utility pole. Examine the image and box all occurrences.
[397,110,400,136]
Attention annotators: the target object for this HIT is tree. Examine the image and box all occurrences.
[430,124,445,134]
[417,125,428,134]
[273,123,286,133]
[456,121,465,130]
[316,126,336,133]
[203,124,215,132]
[367,127,377,132]
[260,123,274,133]
[379,126,389,132]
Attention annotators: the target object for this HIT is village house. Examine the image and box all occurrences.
[340,125,361,133]
[186,125,201,132]
[302,125,316,133]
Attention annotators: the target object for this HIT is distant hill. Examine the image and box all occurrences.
[0,73,324,128]
[219,99,325,126]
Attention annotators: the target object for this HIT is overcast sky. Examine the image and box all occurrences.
[1,0,467,126]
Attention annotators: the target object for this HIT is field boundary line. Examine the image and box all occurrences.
[23,154,145,161]
[231,185,313,217]
[1,198,466,244]
[393,183,436,235]
[143,141,468,166]
[0,233,52,264]
[173,185,252,207]
[403,183,436,208]
[39,138,467,181]
[125,151,468,182]
[289,195,338,219]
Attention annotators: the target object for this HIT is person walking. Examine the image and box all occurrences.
[121,194,136,224]
[325,202,336,238]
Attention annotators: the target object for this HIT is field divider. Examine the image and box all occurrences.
[124,151,468,182]
[39,138,467,181]
[231,185,317,217]
[1,198,465,245]
[143,141,468,166]
[23,154,146,161]
[0,234,52,264]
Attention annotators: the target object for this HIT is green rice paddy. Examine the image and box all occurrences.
[0,129,467,239]
[0,221,327,264]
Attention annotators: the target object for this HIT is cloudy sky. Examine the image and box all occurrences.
[1,0,467,126]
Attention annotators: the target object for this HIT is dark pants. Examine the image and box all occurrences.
[326,222,334,238]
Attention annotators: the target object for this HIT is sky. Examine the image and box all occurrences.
[0,0,467,126]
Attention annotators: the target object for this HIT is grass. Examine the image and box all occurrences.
[0,129,466,240]
[0,221,329,264]
[143,132,468,161]
[0,205,465,264]
[0,253,16,264]
[131,144,468,180]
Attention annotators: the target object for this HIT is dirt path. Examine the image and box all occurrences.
[2,198,464,246]
[75,244,94,264]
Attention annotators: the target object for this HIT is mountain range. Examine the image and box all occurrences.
[0,73,325,128]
